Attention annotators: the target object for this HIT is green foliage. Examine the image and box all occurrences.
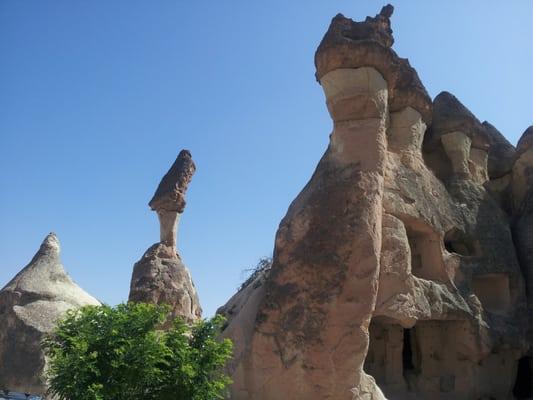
[42,303,233,400]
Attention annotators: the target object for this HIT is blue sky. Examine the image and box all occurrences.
[1,1,532,317]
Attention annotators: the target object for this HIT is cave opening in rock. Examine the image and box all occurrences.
[402,328,415,371]
[365,322,424,395]
[443,228,480,257]
[405,223,446,282]
[513,356,532,399]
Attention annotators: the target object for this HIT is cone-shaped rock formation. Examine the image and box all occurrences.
[0,233,100,396]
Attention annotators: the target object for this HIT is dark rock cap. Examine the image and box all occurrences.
[427,91,489,150]
[149,150,196,213]
[314,4,432,123]
[516,126,533,155]
[482,121,516,179]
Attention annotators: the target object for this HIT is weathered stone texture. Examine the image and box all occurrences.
[128,150,201,322]
[129,243,201,323]
[220,4,532,400]
[0,234,100,396]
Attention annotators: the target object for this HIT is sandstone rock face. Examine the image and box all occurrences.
[129,243,201,322]
[483,121,516,180]
[128,150,201,322]
[0,233,100,396]
[512,126,533,377]
[220,5,532,400]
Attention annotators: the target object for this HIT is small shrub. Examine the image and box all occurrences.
[239,257,272,291]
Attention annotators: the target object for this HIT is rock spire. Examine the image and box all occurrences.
[128,150,201,323]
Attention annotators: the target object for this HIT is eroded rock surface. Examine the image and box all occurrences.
[128,150,201,322]
[0,233,100,396]
[220,4,532,400]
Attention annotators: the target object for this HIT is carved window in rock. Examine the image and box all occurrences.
[404,220,447,282]
[444,228,481,257]
[471,273,511,314]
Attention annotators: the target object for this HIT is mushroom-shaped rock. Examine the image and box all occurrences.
[128,150,201,323]
[0,233,100,396]
[429,91,489,150]
[149,149,196,249]
[315,4,432,123]
[221,6,395,399]
[219,5,530,400]
[426,92,491,183]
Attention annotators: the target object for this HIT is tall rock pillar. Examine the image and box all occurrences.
[220,7,400,400]
[128,150,201,322]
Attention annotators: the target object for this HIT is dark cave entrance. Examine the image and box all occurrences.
[402,327,420,391]
[364,322,422,394]
[443,228,480,257]
[513,356,533,399]
[403,328,415,371]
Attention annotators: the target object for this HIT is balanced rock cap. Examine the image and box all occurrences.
[148,150,196,213]
[427,91,490,151]
[314,3,432,123]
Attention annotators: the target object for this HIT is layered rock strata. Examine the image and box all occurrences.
[0,234,100,396]
[128,150,201,322]
[220,5,532,400]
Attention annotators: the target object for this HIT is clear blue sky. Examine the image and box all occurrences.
[1,1,532,317]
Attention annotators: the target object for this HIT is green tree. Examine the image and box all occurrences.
[42,303,233,400]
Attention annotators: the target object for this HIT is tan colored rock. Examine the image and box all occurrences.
[0,233,100,396]
[128,150,201,323]
[221,61,389,398]
[220,4,532,399]
[441,131,472,178]
[424,92,492,186]
[315,5,432,125]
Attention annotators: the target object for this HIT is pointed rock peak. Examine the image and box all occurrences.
[482,121,516,179]
[39,232,60,256]
[21,232,62,272]
[0,234,99,395]
[149,149,196,213]
[516,126,533,155]
[433,91,474,116]
[430,91,488,149]
[482,121,514,149]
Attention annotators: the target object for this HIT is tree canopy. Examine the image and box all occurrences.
[43,303,233,400]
